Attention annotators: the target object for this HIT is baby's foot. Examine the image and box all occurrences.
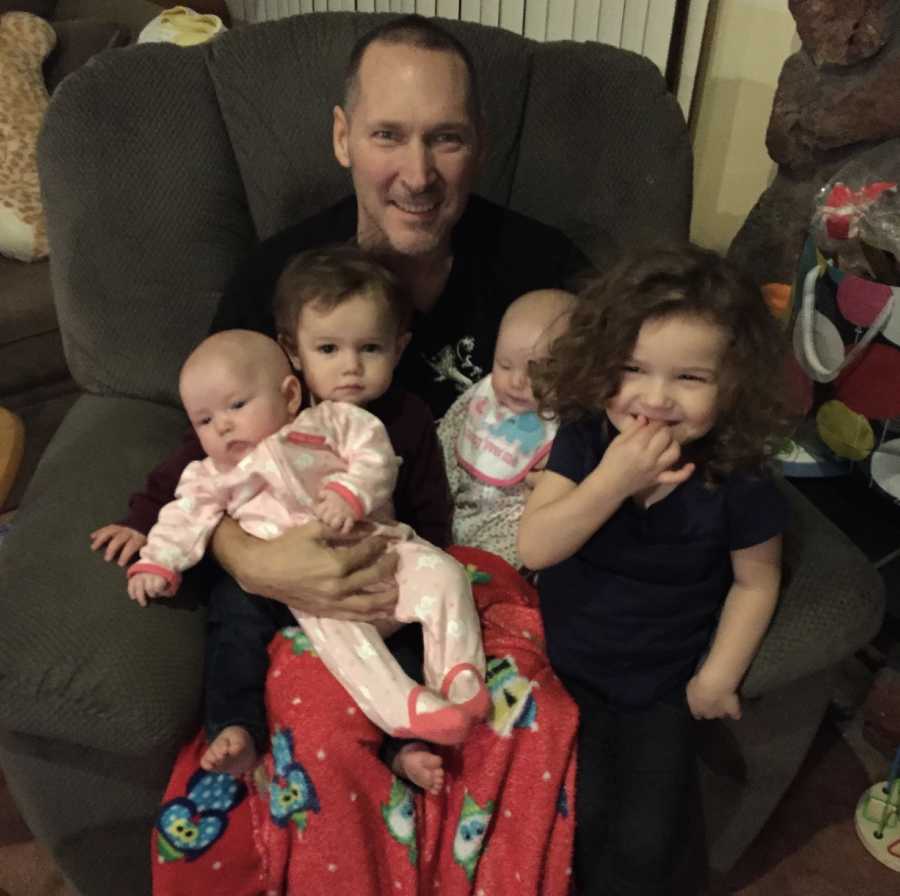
[394,686,471,745]
[441,663,490,722]
[392,742,445,796]
[200,726,258,776]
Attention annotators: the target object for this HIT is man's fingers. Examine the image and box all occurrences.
[329,587,399,620]
[337,552,400,597]
[332,535,391,577]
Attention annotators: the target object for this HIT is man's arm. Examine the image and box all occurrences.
[210,517,399,620]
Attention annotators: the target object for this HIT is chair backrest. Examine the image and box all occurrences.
[38,11,692,405]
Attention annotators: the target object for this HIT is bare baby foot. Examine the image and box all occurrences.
[392,741,445,796]
[200,725,258,776]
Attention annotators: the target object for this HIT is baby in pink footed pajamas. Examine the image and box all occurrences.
[128,328,488,758]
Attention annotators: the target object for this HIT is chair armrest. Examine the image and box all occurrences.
[0,395,207,755]
[741,479,885,698]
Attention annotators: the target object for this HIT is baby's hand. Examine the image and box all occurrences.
[686,671,741,721]
[90,524,147,566]
[314,490,357,535]
[127,573,168,608]
[602,415,694,496]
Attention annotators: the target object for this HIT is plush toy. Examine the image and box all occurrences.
[0,11,56,263]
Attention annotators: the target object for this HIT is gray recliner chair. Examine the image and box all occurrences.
[0,12,884,895]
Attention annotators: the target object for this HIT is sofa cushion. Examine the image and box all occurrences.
[0,255,70,395]
[0,11,55,262]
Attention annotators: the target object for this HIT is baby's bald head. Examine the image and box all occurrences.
[180,330,292,397]
[179,330,301,468]
[492,290,576,413]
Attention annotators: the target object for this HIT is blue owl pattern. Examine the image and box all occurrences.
[156,769,247,862]
[269,727,321,832]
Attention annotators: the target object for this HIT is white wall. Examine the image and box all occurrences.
[690,0,799,253]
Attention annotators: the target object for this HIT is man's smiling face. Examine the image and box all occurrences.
[332,40,481,261]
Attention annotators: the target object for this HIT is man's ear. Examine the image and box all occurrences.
[333,105,351,169]
[281,374,302,416]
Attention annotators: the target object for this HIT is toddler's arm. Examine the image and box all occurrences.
[519,415,693,569]
[686,535,782,720]
[90,524,147,566]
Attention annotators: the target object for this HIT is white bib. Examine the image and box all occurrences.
[456,377,557,486]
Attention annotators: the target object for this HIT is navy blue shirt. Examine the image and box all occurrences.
[539,415,789,707]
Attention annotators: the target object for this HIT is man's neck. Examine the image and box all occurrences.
[390,252,454,313]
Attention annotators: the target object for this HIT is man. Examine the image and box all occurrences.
[213,14,590,417]
[194,14,593,615]
[102,13,594,614]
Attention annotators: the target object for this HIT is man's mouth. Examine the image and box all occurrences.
[391,198,440,216]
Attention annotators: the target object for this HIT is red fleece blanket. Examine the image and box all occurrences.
[152,547,578,895]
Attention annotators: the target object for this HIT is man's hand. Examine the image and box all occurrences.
[686,671,742,721]
[314,490,357,535]
[601,415,694,497]
[211,517,399,621]
[90,524,147,566]
[127,572,168,607]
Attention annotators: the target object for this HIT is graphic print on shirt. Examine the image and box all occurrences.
[426,336,483,392]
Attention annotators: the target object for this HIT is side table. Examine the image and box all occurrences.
[0,407,24,508]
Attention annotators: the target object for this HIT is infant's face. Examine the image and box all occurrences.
[181,358,294,468]
[491,316,546,414]
[292,293,407,406]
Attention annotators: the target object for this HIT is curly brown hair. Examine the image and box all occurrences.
[532,243,793,480]
[274,245,412,356]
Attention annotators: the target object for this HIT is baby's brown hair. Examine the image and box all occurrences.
[274,245,412,356]
[532,243,793,480]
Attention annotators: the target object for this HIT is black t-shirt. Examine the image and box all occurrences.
[538,415,789,708]
[212,194,592,418]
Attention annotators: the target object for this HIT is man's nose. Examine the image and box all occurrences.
[400,140,435,192]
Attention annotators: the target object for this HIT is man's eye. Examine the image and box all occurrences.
[318,344,337,354]
[679,374,707,383]
[622,364,641,374]
[373,130,396,142]
[433,132,463,146]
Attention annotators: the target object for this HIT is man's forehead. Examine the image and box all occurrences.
[353,41,472,112]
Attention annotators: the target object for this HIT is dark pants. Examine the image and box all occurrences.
[204,573,424,756]
[559,674,697,896]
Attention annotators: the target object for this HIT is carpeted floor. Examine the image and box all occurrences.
[0,713,896,896]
